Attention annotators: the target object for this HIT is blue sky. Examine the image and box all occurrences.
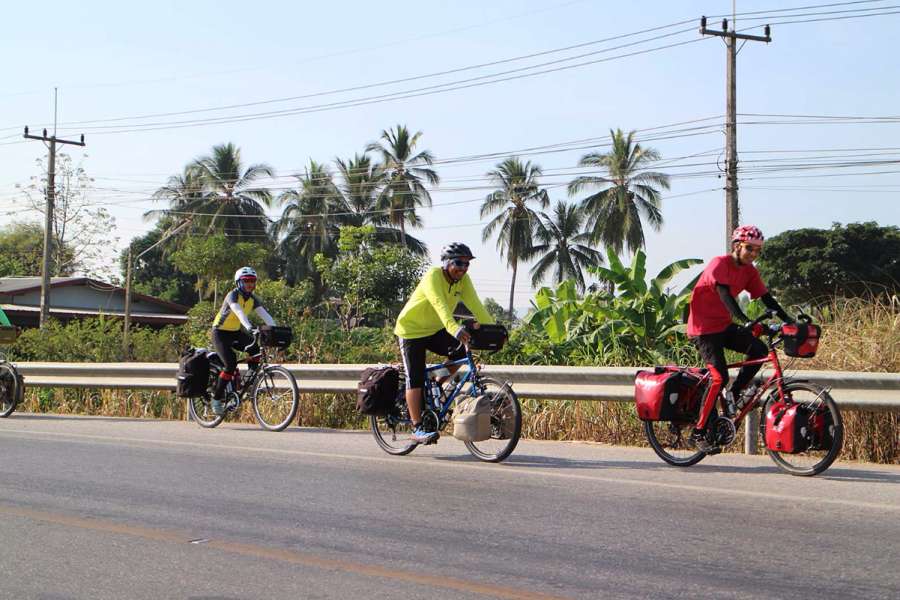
[1,1,898,311]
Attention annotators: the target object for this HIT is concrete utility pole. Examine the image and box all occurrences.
[23,91,86,327]
[700,11,772,455]
[699,14,771,252]
[123,218,192,359]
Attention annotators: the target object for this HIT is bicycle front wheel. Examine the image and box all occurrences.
[188,394,224,428]
[0,362,19,418]
[252,366,299,432]
[762,381,843,477]
[643,420,706,467]
[464,377,522,463]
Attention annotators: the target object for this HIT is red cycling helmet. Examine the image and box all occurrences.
[732,225,764,247]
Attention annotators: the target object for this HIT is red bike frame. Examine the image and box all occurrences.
[692,337,788,429]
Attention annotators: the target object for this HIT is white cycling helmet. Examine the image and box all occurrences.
[234,266,258,283]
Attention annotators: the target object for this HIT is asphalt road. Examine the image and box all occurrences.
[0,414,897,600]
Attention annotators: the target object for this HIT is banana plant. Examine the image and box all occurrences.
[528,248,702,361]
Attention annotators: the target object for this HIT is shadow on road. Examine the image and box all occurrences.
[818,467,900,484]
[433,452,780,475]
[435,453,900,481]
[8,413,156,424]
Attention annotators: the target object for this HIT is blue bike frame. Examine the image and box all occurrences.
[421,350,480,424]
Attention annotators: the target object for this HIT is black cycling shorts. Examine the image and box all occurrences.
[211,328,259,374]
[398,329,466,390]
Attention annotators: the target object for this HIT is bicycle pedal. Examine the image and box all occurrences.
[704,446,722,456]
[424,433,440,445]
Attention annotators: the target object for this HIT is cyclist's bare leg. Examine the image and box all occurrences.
[406,387,424,425]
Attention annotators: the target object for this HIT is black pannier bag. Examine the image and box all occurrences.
[468,323,508,351]
[357,366,400,416]
[176,348,211,398]
[0,366,24,406]
[259,325,292,349]
[781,322,821,358]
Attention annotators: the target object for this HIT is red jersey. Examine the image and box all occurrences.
[687,255,767,336]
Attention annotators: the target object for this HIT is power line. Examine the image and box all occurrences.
[53,32,710,136]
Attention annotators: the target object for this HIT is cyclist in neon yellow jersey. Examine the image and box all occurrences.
[395,242,494,444]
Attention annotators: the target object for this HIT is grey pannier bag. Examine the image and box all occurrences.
[452,393,493,442]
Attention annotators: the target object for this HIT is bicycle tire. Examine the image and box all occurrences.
[463,377,522,463]
[761,381,843,477]
[187,395,224,428]
[0,362,18,418]
[370,394,417,456]
[251,365,299,432]
[643,420,707,467]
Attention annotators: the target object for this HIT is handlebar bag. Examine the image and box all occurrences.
[356,365,399,416]
[781,323,821,358]
[634,368,702,421]
[260,325,293,349]
[468,324,508,351]
[176,347,211,398]
[764,401,812,454]
[452,393,492,441]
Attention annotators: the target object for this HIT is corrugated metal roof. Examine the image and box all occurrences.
[0,277,81,294]
[0,304,188,324]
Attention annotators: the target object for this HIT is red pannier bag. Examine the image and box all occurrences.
[781,322,821,358]
[634,367,702,422]
[765,401,813,454]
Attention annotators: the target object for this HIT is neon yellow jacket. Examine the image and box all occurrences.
[394,266,494,339]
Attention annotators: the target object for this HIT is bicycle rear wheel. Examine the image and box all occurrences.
[188,370,222,428]
[762,382,843,477]
[464,377,522,463]
[0,362,19,418]
[251,365,299,432]
[643,420,706,467]
[370,394,417,456]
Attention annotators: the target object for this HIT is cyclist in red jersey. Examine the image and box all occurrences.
[686,225,794,452]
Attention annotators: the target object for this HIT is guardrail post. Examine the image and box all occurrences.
[745,410,759,454]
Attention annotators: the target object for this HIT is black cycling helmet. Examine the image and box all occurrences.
[440,242,475,261]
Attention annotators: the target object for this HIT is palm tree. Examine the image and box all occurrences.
[366,125,440,246]
[567,129,670,254]
[480,157,549,316]
[189,142,275,240]
[335,153,428,256]
[275,160,343,283]
[529,200,604,291]
[151,143,274,242]
[146,167,206,249]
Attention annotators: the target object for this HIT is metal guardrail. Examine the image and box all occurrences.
[14,362,900,411]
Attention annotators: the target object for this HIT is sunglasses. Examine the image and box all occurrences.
[741,244,762,255]
[450,259,470,269]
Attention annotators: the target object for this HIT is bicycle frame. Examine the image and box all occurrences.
[210,332,275,402]
[693,335,789,428]
[421,350,480,425]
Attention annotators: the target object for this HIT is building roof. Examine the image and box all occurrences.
[0,304,188,325]
[0,276,189,313]
[0,277,81,294]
